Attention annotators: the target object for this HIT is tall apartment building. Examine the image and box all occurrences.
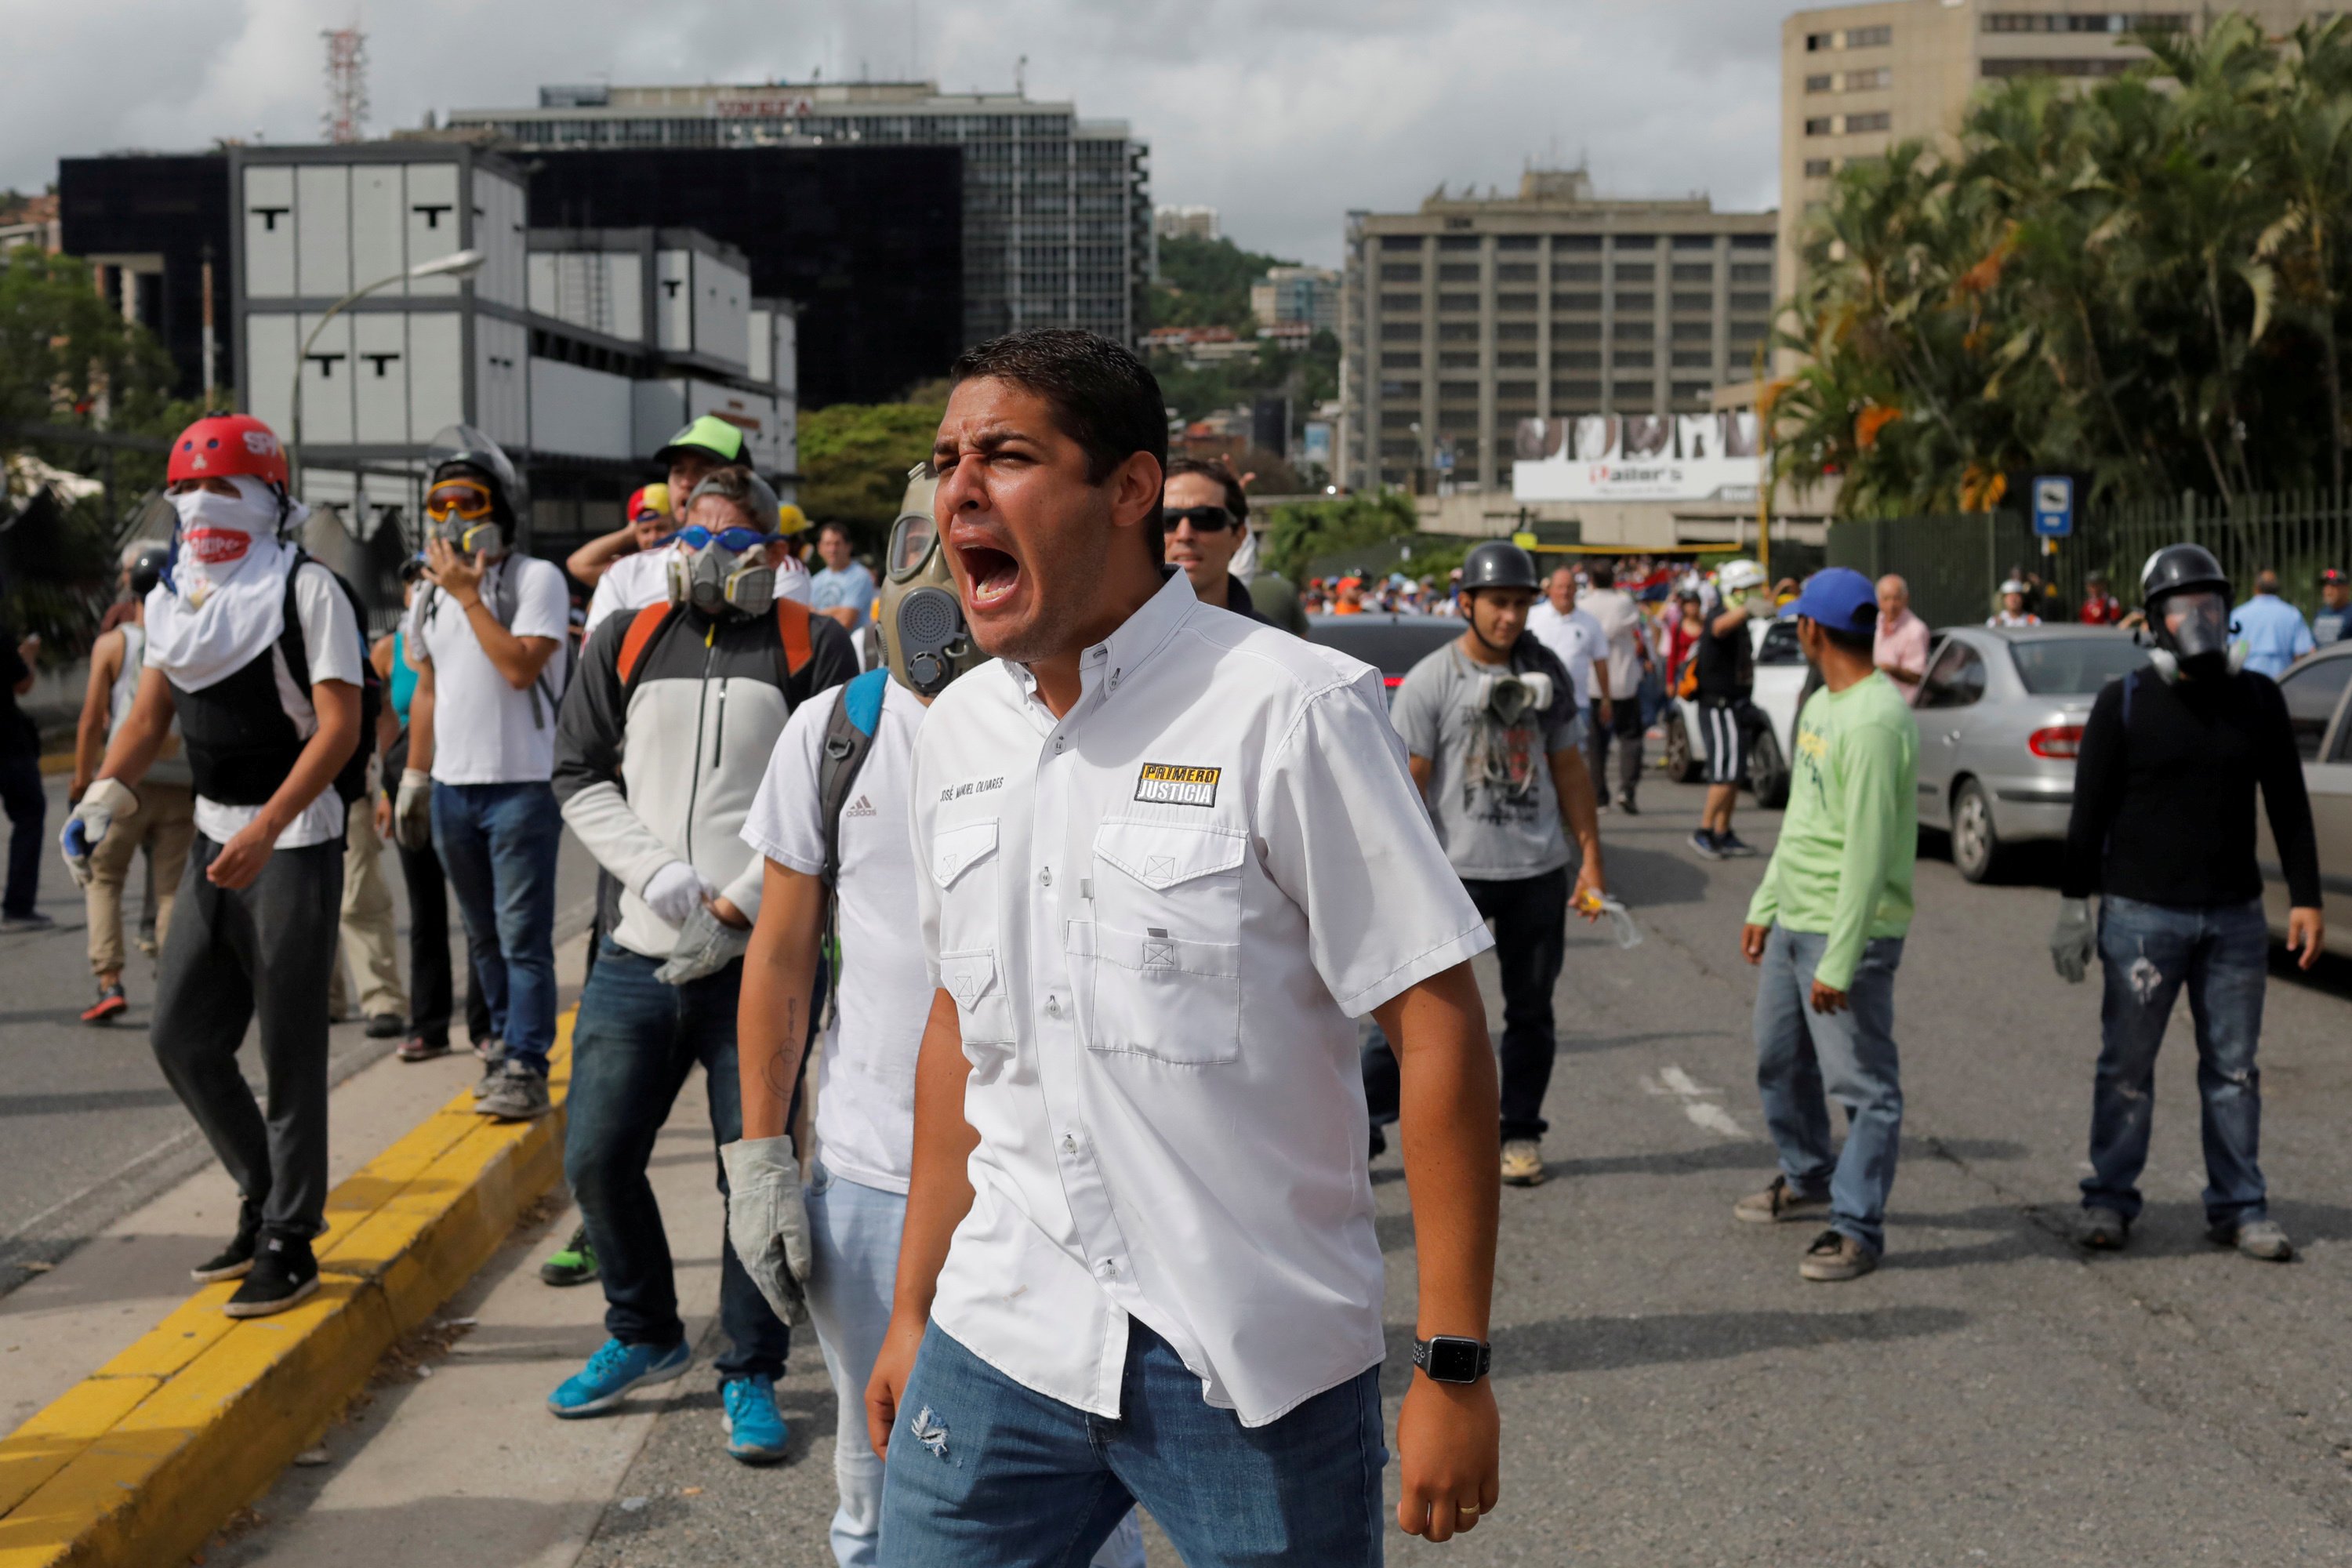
[1252,265,1340,334]
[1781,1,2337,299]
[1156,205,1221,242]
[1338,168,1776,495]
[447,80,1151,349]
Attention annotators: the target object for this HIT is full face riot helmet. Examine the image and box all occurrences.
[2140,543,2238,678]
[875,465,981,699]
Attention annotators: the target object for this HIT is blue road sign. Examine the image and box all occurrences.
[2032,474,2074,538]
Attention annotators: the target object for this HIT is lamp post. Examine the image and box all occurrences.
[288,247,485,489]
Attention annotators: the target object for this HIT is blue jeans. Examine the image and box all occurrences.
[2082,896,2270,1227]
[807,1163,1142,1568]
[564,941,789,1380]
[432,780,561,1071]
[1751,924,1906,1255]
[880,1322,1385,1568]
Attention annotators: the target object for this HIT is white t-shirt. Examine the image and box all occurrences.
[1526,599,1605,706]
[583,542,813,633]
[154,561,364,850]
[1579,587,1649,698]
[739,677,929,1196]
[416,554,572,785]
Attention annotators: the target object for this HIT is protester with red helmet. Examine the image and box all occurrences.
[60,412,368,1318]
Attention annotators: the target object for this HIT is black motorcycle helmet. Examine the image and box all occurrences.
[2140,543,2229,611]
[2141,543,2235,674]
[1459,540,1541,595]
[129,546,169,598]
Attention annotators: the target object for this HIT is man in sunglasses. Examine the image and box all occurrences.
[398,427,572,1122]
[583,418,811,634]
[550,463,855,1457]
[1162,457,1275,626]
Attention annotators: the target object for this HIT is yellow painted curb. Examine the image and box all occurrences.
[0,1014,578,1568]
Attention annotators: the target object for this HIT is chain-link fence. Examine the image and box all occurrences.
[1828,493,2352,630]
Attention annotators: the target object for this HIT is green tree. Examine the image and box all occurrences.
[1773,14,2352,515]
[1258,492,1418,581]
[1148,234,1297,332]
[797,401,944,550]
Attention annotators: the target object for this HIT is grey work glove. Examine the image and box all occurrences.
[721,1135,811,1327]
[394,768,434,850]
[2050,897,2095,984]
[60,778,138,888]
[654,902,751,985]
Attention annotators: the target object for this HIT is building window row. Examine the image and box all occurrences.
[1806,24,1893,49]
[1806,111,1892,135]
[1806,66,1893,92]
[1980,11,2188,33]
[1980,56,2139,77]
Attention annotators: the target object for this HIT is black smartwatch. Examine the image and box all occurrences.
[1411,1334,1492,1385]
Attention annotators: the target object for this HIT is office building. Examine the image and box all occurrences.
[57,158,235,400]
[1337,167,1776,494]
[1780,1,2338,302]
[445,79,1151,349]
[1251,265,1339,334]
[1156,205,1221,243]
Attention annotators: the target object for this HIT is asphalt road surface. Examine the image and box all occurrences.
[554,768,2352,1567]
[0,771,602,1292]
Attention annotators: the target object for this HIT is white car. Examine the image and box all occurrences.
[1661,616,1806,808]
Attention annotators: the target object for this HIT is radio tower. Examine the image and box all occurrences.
[321,27,369,143]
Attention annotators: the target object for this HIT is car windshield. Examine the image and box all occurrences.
[2008,637,2151,695]
[1305,617,1460,678]
[1757,619,1805,666]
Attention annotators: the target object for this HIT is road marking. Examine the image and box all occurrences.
[1643,1065,1746,1138]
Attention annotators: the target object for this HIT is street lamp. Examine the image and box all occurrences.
[288,247,486,486]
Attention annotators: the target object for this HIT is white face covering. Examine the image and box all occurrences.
[143,477,307,693]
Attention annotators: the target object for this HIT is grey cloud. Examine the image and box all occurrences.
[3,0,1779,270]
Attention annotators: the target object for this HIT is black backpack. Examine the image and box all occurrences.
[278,549,384,807]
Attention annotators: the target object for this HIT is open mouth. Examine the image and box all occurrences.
[957,543,1023,611]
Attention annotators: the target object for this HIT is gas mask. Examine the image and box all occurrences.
[665,528,776,619]
[1479,670,1555,727]
[877,471,979,699]
[2148,589,2244,681]
[423,426,525,561]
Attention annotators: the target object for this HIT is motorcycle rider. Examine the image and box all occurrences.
[2050,545,2321,1261]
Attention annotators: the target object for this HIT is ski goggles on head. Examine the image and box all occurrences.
[670,524,775,554]
[425,477,495,523]
[1161,505,1237,535]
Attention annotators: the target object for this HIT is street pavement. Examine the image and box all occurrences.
[85,763,2352,1563]
[0,769,603,1294]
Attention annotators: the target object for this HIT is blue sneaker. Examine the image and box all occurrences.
[721,1374,789,1465]
[546,1338,690,1418]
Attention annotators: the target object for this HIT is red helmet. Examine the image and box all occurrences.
[167,414,290,489]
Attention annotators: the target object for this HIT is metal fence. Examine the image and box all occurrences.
[1828,493,2352,630]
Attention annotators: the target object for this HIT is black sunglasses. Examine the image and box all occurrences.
[1161,505,1237,535]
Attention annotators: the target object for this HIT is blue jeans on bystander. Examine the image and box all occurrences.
[564,941,789,1381]
[432,780,561,1072]
[2082,895,2270,1227]
[1751,924,1907,1256]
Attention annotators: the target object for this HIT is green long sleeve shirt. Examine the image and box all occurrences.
[1744,670,1918,990]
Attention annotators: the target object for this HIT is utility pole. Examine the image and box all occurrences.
[199,244,217,403]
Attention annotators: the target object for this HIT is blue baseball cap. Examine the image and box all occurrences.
[1790,567,1879,634]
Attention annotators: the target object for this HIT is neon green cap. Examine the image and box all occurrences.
[654,414,750,466]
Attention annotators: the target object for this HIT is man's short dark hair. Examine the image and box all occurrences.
[1817,622,1876,656]
[816,519,853,544]
[1588,562,1615,589]
[949,329,1167,486]
[1163,456,1247,522]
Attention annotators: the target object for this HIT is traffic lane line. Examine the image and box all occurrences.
[0,1018,575,1568]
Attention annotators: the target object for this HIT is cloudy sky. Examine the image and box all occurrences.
[1,0,1781,265]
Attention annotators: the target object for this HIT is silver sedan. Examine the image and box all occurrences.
[1913,626,2151,882]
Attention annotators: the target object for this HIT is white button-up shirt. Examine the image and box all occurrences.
[912,570,1493,1428]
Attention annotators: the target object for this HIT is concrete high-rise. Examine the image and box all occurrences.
[1338,168,1775,495]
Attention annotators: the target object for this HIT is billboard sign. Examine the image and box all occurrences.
[1511,412,1762,503]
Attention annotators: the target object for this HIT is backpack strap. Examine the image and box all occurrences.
[776,596,814,677]
[813,667,891,1030]
[615,602,676,692]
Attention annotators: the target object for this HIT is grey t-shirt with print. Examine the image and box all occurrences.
[1392,641,1585,880]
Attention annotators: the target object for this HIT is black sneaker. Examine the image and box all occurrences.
[223,1232,320,1318]
[192,1203,265,1283]
[1690,829,1725,861]
[365,1013,405,1039]
[1615,792,1639,816]
[1717,832,1760,858]
[0,909,55,933]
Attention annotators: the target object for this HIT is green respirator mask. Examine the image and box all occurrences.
[875,473,980,699]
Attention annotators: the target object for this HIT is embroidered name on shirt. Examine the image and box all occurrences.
[1135,762,1221,807]
[940,777,1004,802]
